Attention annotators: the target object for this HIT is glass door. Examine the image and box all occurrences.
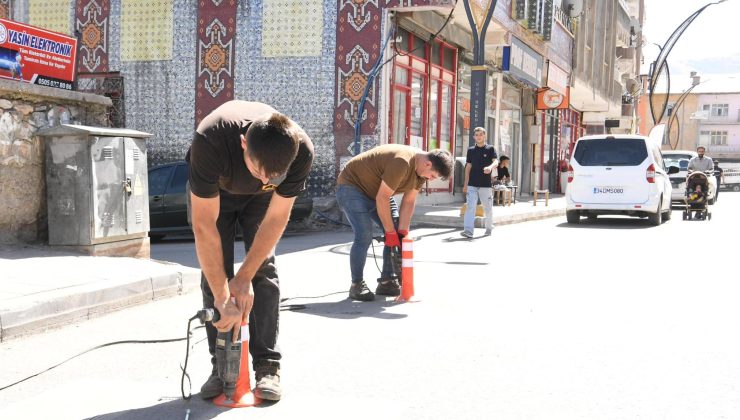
[390,64,410,145]
[409,72,426,149]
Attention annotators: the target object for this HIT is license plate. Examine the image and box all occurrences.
[593,187,624,194]
[671,182,681,188]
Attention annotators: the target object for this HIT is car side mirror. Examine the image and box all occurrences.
[667,166,680,175]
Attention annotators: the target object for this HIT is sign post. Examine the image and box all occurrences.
[0,18,78,90]
[463,0,498,147]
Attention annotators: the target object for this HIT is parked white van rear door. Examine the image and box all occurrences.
[569,137,651,204]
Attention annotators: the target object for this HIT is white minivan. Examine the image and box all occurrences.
[565,129,679,225]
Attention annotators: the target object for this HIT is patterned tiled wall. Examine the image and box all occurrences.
[236,0,338,197]
[12,0,454,198]
[108,0,197,165]
[332,0,454,176]
[28,0,70,34]
[120,0,173,61]
[194,0,236,128]
[75,0,110,73]
[262,0,324,58]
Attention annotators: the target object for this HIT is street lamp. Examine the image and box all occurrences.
[648,0,726,125]
[665,73,703,150]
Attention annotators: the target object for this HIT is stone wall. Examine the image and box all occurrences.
[0,79,111,244]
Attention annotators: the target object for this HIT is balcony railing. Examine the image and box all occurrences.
[699,144,740,155]
[554,4,576,34]
[699,115,740,125]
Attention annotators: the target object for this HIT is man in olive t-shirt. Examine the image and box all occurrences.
[336,144,453,301]
[187,100,314,401]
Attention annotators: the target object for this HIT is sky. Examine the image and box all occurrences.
[641,0,740,92]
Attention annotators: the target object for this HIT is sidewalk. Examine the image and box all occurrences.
[0,244,200,341]
[0,194,564,342]
[414,192,565,228]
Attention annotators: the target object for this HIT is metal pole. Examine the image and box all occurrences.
[463,0,499,147]
[648,1,726,124]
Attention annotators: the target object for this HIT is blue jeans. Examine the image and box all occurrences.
[336,184,399,283]
[463,186,493,233]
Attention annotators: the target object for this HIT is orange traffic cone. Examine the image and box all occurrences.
[213,322,260,408]
[396,237,415,302]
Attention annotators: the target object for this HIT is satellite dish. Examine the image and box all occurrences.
[563,0,584,17]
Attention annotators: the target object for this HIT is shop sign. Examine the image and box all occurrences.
[502,36,543,88]
[536,87,569,110]
[546,62,568,96]
[0,18,77,90]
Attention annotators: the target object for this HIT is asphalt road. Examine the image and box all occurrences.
[1,192,739,419]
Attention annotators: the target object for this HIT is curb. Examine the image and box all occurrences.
[0,266,201,342]
[414,208,565,228]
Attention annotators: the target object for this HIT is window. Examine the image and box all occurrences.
[700,130,728,146]
[710,104,729,118]
[168,164,189,193]
[390,34,456,156]
[573,139,648,166]
[712,130,728,145]
[664,155,691,171]
[148,166,173,196]
[699,130,710,146]
[665,103,675,118]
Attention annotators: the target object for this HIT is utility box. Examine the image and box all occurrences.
[38,124,152,258]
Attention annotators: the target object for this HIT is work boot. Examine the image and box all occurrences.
[254,360,282,401]
[375,277,401,296]
[200,371,222,399]
[349,280,375,301]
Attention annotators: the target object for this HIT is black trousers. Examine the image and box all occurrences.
[715,177,720,200]
[197,190,281,372]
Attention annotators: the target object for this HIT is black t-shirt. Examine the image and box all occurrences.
[714,166,723,179]
[186,100,314,198]
[465,144,498,187]
[496,166,510,181]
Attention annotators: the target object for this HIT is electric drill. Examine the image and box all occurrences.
[197,308,242,401]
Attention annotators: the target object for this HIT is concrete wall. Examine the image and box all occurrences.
[641,92,701,151]
[572,0,621,114]
[0,79,111,244]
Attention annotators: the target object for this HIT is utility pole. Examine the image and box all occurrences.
[462,0,498,147]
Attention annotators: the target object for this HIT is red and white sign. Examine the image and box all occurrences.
[537,87,570,110]
[0,18,77,90]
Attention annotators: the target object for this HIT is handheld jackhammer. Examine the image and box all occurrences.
[195,308,242,401]
[374,234,403,284]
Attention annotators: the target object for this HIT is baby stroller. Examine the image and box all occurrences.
[682,171,712,221]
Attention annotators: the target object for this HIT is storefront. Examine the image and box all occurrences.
[499,36,543,195]
[537,105,583,193]
[453,59,524,192]
[534,61,583,193]
[388,26,457,193]
[489,75,523,189]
